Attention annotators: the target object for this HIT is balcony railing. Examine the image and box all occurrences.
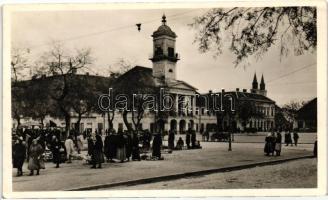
[149,53,180,62]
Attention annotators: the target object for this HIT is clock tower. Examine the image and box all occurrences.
[150,14,179,81]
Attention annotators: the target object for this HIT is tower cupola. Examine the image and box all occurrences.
[150,15,179,81]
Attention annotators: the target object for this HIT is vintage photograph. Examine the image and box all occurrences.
[3,2,325,196]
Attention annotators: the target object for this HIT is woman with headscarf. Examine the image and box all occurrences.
[28,139,44,176]
[13,137,26,176]
[152,133,162,159]
[91,134,104,169]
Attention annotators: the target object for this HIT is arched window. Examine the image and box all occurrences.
[169,69,173,73]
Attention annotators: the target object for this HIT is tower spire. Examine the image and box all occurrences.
[252,72,258,89]
[260,74,265,90]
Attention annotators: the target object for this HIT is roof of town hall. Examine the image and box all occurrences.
[113,65,197,92]
[196,90,275,107]
[296,97,317,120]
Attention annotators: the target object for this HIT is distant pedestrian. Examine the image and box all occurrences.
[284,131,293,146]
[91,134,104,169]
[176,137,184,150]
[116,131,126,163]
[191,128,196,148]
[293,131,299,146]
[65,135,75,163]
[28,139,44,176]
[125,132,132,161]
[51,135,61,168]
[13,137,26,176]
[152,133,162,159]
[200,126,205,142]
[76,133,84,154]
[131,133,141,161]
[186,128,191,149]
[264,133,274,156]
[275,132,282,156]
[168,129,175,150]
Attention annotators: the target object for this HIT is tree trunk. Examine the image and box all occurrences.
[64,114,71,138]
[16,116,21,132]
[107,110,114,132]
[40,117,44,129]
[122,110,132,132]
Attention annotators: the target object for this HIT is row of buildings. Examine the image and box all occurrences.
[13,15,315,135]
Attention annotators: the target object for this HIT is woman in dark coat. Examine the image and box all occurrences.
[152,133,162,159]
[131,133,140,161]
[91,135,104,169]
[51,134,62,168]
[186,129,191,149]
[264,133,274,156]
[116,132,126,163]
[13,137,26,176]
[125,132,132,161]
[191,129,196,148]
[168,129,175,150]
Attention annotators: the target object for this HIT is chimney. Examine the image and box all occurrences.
[243,89,247,93]
[209,90,212,94]
[86,72,89,76]
[221,89,225,93]
[236,88,239,92]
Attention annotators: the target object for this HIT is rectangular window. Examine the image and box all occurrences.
[168,47,174,57]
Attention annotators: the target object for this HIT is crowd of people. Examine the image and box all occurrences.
[12,127,201,177]
[264,130,300,156]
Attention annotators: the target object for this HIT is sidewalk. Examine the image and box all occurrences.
[12,142,315,191]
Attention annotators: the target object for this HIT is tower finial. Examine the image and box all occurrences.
[162,14,166,25]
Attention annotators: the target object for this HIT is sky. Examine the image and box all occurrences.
[11,8,317,106]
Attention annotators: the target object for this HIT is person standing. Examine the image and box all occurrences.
[76,133,84,154]
[28,139,44,176]
[131,132,141,161]
[91,134,104,169]
[275,132,282,156]
[168,129,175,150]
[186,128,191,149]
[293,131,299,146]
[285,131,293,146]
[13,137,26,176]
[191,128,196,148]
[264,133,273,156]
[51,134,61,168]
[125,132,132,161]
[152,133,162,159]
[116,131,126,163]
[176,137,184,150]
[65,135,75,163]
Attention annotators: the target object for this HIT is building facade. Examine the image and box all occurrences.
[13,15,276,134]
